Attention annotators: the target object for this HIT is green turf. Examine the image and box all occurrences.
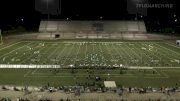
[0,40,180,87]
[0,68,180,87]
[0,40,180,67]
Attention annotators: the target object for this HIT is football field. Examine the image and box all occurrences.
[0,40,180,87]
[0,40,180,67]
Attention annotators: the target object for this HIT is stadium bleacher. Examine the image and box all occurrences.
[38,20,147,39]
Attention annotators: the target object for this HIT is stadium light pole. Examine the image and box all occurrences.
[58,0,62,15]
[133,0,144,20]
[45,0,61,19]
[46,0,50,21]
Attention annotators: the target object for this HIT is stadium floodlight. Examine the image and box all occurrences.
[42,0,61,20]
[41,0,53,20]
[21,18,24,22]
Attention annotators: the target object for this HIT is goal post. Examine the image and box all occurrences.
[0,29,3,44]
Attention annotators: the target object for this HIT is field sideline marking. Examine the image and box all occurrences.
[0,41,22,51]
[107,43,119,65]
[73,43,81,65]
[0,42,32,59]
[165,42,180,50]
[136,43,162,67]
[155,43,180,57]
[116,43,133,64]
[25,75,139,78]
[112,43,125,63]
[32,68,38,75]
[159,70,169,78]
[25,72,138,78]
[137,43,154,60]
[37,43,59,64]
[12,42,55,64]
[30,71,135,76]
[142,43,162,62]
[19,41,164,44]
[55,44,68,65]
[24,70,32,77]
[153,69,169,78]
[1,41,179,67]
[46,42,64,64]
[62,43,75,66]
[3,42,37,64]
[99,43,107,64]
[25,68,169,79]
[25,73,166,78]
[19,43,50,64]
[20,43,51,64]
[154,43,174,60]
[105,43,117,65]
[132,43,152,64]
[155,44,180,66]
[125,43,142,66]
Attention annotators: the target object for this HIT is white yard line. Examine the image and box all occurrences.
[2,42,36,64]
[24,70,32,77]
[0,41,22,51]
[133,43,153,61]
[11,42,44,63]
[152,69,169,78]
[111,43,131,65]
[31,68,38,75]
[104,43,116,65]
[116,44,133,60]
[61,44,75,66]
[83,42,88,65]
[142,43,162,60]
[56,44,68,63]
[0,42,32,59]
[154,43,176,60]
[141,43,174,63]
[98,43,106,63]
[125,44,142,60]
[144,76,169,79]
[34,42,63,63]
[20,44,50,64]
[45,43,64,64]
[156,43,180,57]
[124,43,142,67]
[38,44,57,64]
[11,42,52,64]
[165,42,180,49]
[73,43,81,65]
[150,69,161,76]
[111,44,122,59]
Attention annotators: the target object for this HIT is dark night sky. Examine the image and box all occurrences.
[34,0,128,19]
[0,0,179,31]
[0,0,178,19]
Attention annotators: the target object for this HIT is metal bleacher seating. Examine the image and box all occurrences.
[38,20,147,39]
